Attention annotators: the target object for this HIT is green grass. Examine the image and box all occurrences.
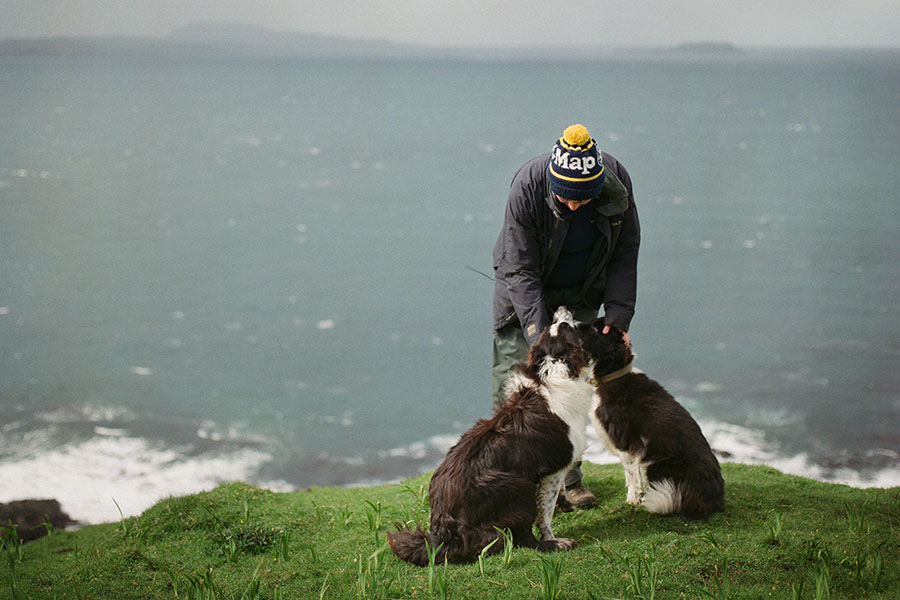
[3,463,898,599]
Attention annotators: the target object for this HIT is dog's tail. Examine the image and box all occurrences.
[643,479,725,520]
[387,526,485,566]
[386,528,437,566]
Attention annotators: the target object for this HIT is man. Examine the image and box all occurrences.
[491,123,640,508]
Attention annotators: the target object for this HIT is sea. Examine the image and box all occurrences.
[2,48,899,524]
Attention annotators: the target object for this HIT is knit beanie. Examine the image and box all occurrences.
[547,124,606,201]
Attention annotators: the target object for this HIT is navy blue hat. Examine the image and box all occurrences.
[547,124,606,201]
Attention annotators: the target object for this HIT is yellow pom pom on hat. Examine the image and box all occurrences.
[562,124,593,148]
[548,123,605,201]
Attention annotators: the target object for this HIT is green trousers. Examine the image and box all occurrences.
[491,296,598,487]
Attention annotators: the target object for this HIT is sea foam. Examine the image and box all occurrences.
[583,418,900,489]
[0,435,290,524]
[3,415,896,527]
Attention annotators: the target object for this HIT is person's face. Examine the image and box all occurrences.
[556,195,592,212]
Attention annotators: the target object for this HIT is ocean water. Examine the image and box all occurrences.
[2,49,899,523]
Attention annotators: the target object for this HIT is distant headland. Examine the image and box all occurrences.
[0,23,749,60]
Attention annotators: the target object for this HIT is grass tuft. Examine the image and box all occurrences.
[538,554,563,600]
[762,512,783,545]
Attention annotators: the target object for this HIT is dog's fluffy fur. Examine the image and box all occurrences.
[577,318,726,519]
[387,308,594,565]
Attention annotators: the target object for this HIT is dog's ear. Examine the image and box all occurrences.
[590,327,629,373]
[565,326,592,374]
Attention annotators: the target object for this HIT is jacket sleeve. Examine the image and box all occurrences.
[496,171,550,346]
[602,161,640,331]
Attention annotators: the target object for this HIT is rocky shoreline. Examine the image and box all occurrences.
[1,499,75,542]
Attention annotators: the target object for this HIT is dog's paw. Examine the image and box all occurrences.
[626,488,643,504]
[555,537,577,550]
[538,538,577,552]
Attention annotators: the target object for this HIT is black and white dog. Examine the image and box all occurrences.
[388,307,594,565]
[576,318,726,519]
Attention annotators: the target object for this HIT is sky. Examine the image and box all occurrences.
[1,0,898,48]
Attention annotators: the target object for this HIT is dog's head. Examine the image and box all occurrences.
[575,318,634,381]
[526,306,590,378]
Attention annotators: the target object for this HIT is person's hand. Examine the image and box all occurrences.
[602,324,630,347]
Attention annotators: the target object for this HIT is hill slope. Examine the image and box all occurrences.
[2,463,898,599]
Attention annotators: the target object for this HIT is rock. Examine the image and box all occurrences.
[0,499,76,542]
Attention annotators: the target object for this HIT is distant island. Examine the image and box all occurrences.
[675,41,744,54]
[0,22,747,60]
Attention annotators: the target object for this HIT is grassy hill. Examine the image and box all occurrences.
[2,462,898,599]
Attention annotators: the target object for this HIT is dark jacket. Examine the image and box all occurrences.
[492,151,640,345]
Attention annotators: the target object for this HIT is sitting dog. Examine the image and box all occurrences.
[388,307,594,565]
[576,319,725,519]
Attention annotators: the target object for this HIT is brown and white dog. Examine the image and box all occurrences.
[576,318,726,519]
[387,307,594,565]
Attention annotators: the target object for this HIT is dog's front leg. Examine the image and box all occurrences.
[536,472,564,540]
[535,470,576,551]
[622,455,645,504]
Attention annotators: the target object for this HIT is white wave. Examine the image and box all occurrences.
[758,452,900,489]
[0,435,290,524]
[384,441,428,460]
[4,415,896,529]
[427,433,462,454]
[582,427,626,466]
[35,404,135,425]
[694,381,723,393]
[93,426,129,437]
[697,420,900,487]
[584,418,900,489]
[699,419,777,464]
[378,434,457,461]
